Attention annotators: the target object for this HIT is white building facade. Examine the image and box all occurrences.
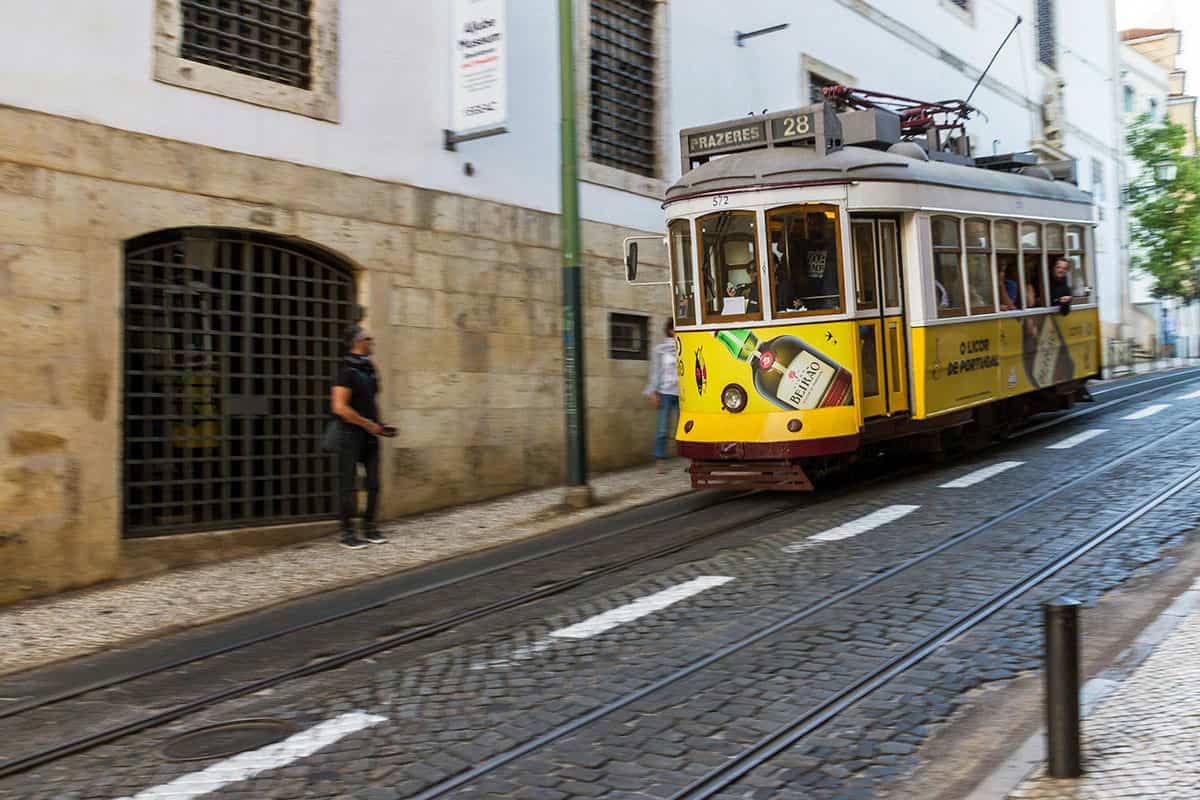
[0,0,1129,602]
[1118,38,1172,347]
[1118,28,1200,354]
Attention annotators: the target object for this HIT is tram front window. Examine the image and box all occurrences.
[698,211,762,321]
[668,219,696,324]
[766,205,842,316]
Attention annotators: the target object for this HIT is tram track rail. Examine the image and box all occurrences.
[671,457,1200,799]
[0,489,758,723]
[0,367,1196,783]
[409,414,1200,799]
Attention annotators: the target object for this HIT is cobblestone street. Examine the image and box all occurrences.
[1,372,1198,799]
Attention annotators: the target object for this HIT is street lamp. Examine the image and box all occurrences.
[1156,160,1178,181]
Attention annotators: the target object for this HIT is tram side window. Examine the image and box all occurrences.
[1021,222,1047,310]
[1045,224,1067,308]
[964,218,996,315]
[931,216,966,319]
[766,205,842,315]
[1066,226,1091,303]
[995,220,1021,310]
[698,211,762,322]
[668,219,696,324]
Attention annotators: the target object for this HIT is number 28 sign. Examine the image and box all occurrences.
[770,112,815,142]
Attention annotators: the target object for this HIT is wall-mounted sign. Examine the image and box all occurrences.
[448,0,507,148]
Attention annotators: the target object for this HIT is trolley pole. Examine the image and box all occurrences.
[559,0,591,508]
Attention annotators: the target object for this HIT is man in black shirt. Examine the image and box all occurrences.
[331,326,394,549]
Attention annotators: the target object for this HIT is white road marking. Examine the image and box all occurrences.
[471,638,554,671]
[1047,429,1107,449]
[939,461,1025,489]
[1178,389,1200,400]
[783,505,920,553]
[1121,404,1170,420]
[117,711,386,800]
[549,576,734,640]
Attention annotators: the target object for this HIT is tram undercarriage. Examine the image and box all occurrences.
[684,382,1092,491]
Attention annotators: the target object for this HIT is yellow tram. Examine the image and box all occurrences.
[626,94,1100,490]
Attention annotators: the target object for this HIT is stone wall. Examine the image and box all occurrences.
[0,104,670,603]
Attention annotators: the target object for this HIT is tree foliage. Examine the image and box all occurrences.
[1126,114,1200,300]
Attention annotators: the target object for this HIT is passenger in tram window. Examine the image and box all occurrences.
[1025,281,1040,309]
[998,262,1019,311]
[935,279,949,308]
[1051,257,1073,314]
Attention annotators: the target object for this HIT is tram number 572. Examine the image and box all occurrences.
[712,195,729,207]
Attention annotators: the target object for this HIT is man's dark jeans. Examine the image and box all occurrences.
[337,426,379,534]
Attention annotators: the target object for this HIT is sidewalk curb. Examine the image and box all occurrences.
[0,467,695,679]
[964,579,1200,800]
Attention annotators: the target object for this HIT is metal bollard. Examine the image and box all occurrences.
[1044,598,1082,778]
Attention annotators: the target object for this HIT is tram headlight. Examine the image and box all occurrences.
[721,383,748,413]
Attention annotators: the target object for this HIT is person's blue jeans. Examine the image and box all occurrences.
[654,393,680,460]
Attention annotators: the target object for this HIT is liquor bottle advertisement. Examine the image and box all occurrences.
[914,308,1098,416]
[675,323,858,424]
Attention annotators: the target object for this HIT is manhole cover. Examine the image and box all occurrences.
[162,719,297,762]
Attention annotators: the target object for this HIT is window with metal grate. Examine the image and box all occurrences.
[1037,0,1056,70]
[590,0,657,178]
[181,0,313,89]
[609,313,649,360]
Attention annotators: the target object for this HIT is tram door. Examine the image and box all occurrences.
[851,217,909,418]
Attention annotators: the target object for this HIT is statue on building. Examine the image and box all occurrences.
[1041,77,1066,149]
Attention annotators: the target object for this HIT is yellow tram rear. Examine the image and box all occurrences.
[628,100,1101,489]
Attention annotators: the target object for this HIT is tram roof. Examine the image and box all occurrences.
[664,145,1095,208]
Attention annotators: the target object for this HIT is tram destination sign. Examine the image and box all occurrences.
[685,121,767,158]
[680,104,842,172]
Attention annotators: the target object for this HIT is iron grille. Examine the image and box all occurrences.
[609,313,649,360]
[1036,0,1056,69]
[590,0,657,178]
[181,0,313,89]
[123,229,355,537]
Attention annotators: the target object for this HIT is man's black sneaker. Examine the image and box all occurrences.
[362,527,389,544]
[340,535,369,550]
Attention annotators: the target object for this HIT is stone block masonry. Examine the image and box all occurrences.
[0,105,671,604]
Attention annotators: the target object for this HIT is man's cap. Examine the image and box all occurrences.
[344,325,370,350]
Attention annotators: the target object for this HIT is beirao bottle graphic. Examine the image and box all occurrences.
[1022,315,1075,388]
[714,329,853,409]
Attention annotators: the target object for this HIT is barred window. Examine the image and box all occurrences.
[590,0,657,178]
[181,0,313,89]
[1036,0,1056,70]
